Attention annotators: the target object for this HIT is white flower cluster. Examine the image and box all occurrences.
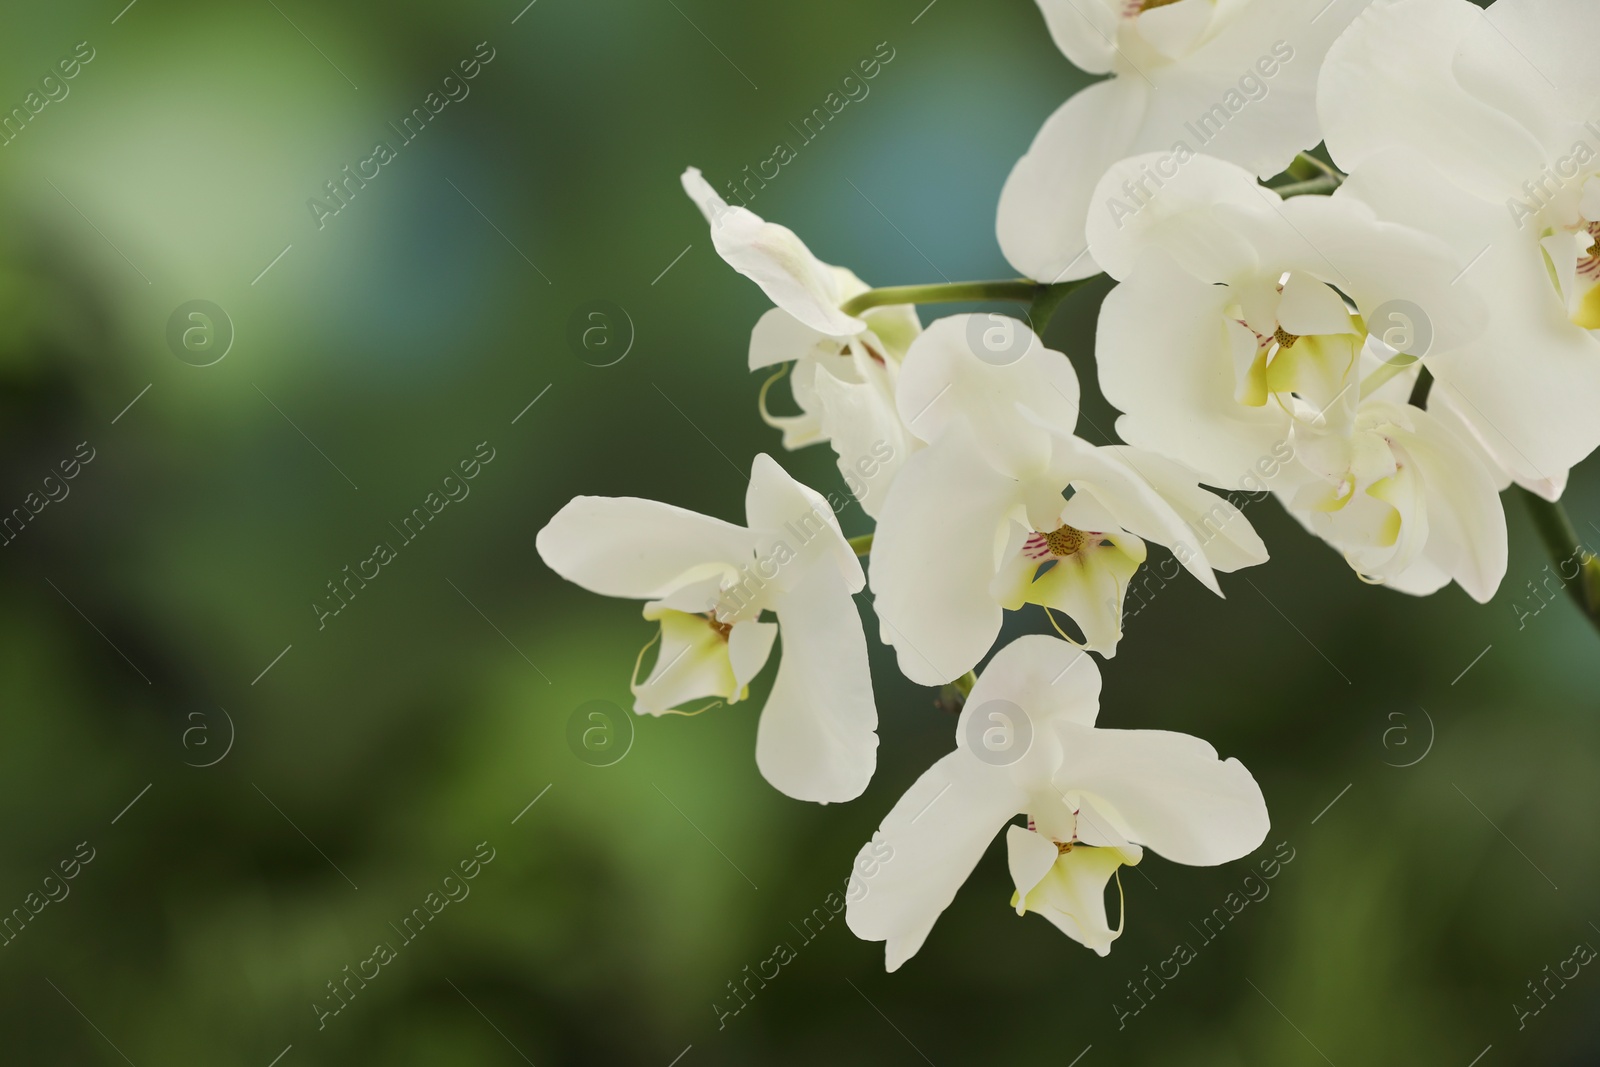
[538,0,1600,970]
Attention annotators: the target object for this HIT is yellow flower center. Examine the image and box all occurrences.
[1045,524,1089,557]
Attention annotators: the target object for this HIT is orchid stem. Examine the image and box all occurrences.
[1518,488,1600,635]
[1030,279,1094,332]
[1272,174,1342,199]
[840,280,1037,315]
[838,277,1099,327]
[1279,152,1345,198]
[936,671,978,715]
[1408,366,1434,409]
[848,533,873,557]
[1288,151,1341,181]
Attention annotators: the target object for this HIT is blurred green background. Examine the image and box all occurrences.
[0,0,1594,1063]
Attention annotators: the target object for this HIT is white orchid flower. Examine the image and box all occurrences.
[1317,0,1600,498]
[682,167,920,518]
[1086,152,1508,597]
[1279,392,1509,600]
[869,316,1266,683]
[845,635,1270,970]
[997,0,1371,284]
[535,454,878,803]
[1088,152,1483,489]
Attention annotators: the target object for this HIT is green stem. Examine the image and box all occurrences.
[935,671,979,714]
[840,280,1040,317]
[838,277,1098,326]
[1408,366,1434,409]
[1519,487,1600,634]
[848,533,873,557]
[1272,174,1342,199]
[1288,151,1341,181]
[1030,277,1096,333]
[931,670,979,714]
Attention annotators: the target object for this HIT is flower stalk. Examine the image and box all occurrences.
[1272,153,1345,199]
[839,277,1097,328]
[1287,151,1341,181]
[1408,366,1435,409]
[935,670,980,714]
[1518,488,1600,634]
[1272,174,1342,199]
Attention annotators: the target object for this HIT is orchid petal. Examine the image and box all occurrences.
[537,496,756,601]
[845,749,1027,971]
[682,167,866,337]
[758,561,878,803]
[1052,720,1270,866]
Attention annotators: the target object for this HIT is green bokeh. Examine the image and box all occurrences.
[0,0,1593,1063]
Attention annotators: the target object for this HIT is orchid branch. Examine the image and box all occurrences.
[1030,279,1094,332]
[1271,153,1345,199]
[1272,174,1342,199]
[1287,151,1341,181]
[1518,488,1600,635]
[839,277,1098,323]
[1408,365,1434,408]
[935,670,979,714]
[839,280,1037,315]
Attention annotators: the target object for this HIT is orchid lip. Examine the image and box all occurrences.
[1023,525,1098,561]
